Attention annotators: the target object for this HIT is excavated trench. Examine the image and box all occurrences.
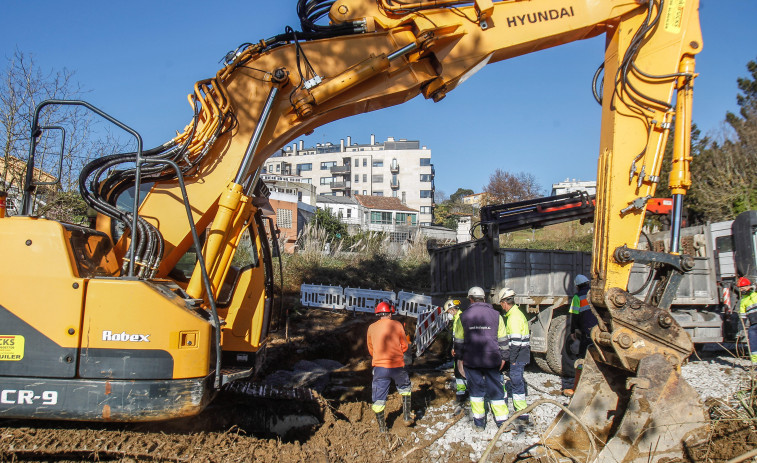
[0,309,753,462]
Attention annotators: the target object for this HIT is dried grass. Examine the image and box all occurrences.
[277,223,431,294]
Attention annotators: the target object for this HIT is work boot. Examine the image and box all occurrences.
[375,410,387,432]
[453,394,466,416]
[402,394,413,425]
[563,367,582,397]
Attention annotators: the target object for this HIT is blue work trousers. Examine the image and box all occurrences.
[506,362,528,412]
[464,366,508,428]
[749,323,757,363]
[371,366,411,413]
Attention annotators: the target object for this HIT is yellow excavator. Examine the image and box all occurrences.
[0,0,704,460]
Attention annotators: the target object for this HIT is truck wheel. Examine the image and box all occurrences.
[545,314,577,377]
[533,354,553,374]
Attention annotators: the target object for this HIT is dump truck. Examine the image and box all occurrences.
[431,197,757,376]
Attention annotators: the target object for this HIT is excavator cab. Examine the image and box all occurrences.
[0,100,281,421]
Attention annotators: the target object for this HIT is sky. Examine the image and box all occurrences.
[2,1,756,197]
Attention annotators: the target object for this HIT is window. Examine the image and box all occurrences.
[716,236,735,253]
[363,158,367,167]
[401,191,406,204]
[354,158,359,167]
[395,213,417,226]
[347,209,352,218]
[420,158,431,166]
[276,208,293,229]
[420,206,432,214]
[420,190,432,198]
[420,174,432,182]
[362,190,367,195]
[372,191,384,196]
[297,163,312,173]
[390,232,409,242]
[320,177,336,185]
[354,174,359,183]
[392,190,398,198]
[300,178,312,184]
[372,159,384,167]
[372,175,383,183]
[371,211,393,224]
[275,164,280,172]
[320,161,337,170]
[363,174,367,182]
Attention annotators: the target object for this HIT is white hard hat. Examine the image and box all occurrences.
[498,287,515,302]
[467,286,486,298]
[444,299,461,311]
[575,274,590,286]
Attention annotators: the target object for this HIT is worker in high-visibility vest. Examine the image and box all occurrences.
[454,286,509,431]
[563,274,598,397]
[497,287,531,420]
[445,298,467,415]
[737,277,757,363]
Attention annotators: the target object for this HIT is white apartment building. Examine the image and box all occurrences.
[264,134,435,225]
[261,173,317,206]
[551,179,596,196]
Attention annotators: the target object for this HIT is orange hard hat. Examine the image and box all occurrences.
[375,301,395,314]
[738,277,752,288]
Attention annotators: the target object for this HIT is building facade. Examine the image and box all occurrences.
[353,195,420,242]
[551,179,596,196]
[263,134,435,225]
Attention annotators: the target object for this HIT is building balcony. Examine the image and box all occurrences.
[390,162,399,174]
[330,181,351,190]
[330,165,351,175]
[390,179,400,189]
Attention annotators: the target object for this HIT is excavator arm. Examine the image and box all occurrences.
[6,0,705,458]
[133,2,701,458]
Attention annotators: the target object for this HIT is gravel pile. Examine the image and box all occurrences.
[411,350,754,461]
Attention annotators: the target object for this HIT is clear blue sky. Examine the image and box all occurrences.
[2,1,755,197]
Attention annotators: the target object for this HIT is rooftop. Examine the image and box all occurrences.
[316,195,358,206]
[354,195,418,212]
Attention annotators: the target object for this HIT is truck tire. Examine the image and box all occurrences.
[545,314,577,378]
[533,354,553,374]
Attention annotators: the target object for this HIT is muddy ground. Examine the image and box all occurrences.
[0,308,755,463]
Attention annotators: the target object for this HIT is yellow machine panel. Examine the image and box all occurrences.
[82,279,214,380]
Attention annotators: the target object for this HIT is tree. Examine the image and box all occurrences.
[314,207,349,242]
[0,50,97,222]
[482,169,542,205]
[685,57,757,222]
[432,187,476,229]
[449,187,474,203]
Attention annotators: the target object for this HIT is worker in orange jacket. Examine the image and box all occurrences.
[367,301,413,432]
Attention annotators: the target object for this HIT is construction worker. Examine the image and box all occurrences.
[737,277,757,363]
[497,287,530,420]
[445,298,467,415]
[367,301,412,432]
[563,274,597,397]
[453,286,509,431]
